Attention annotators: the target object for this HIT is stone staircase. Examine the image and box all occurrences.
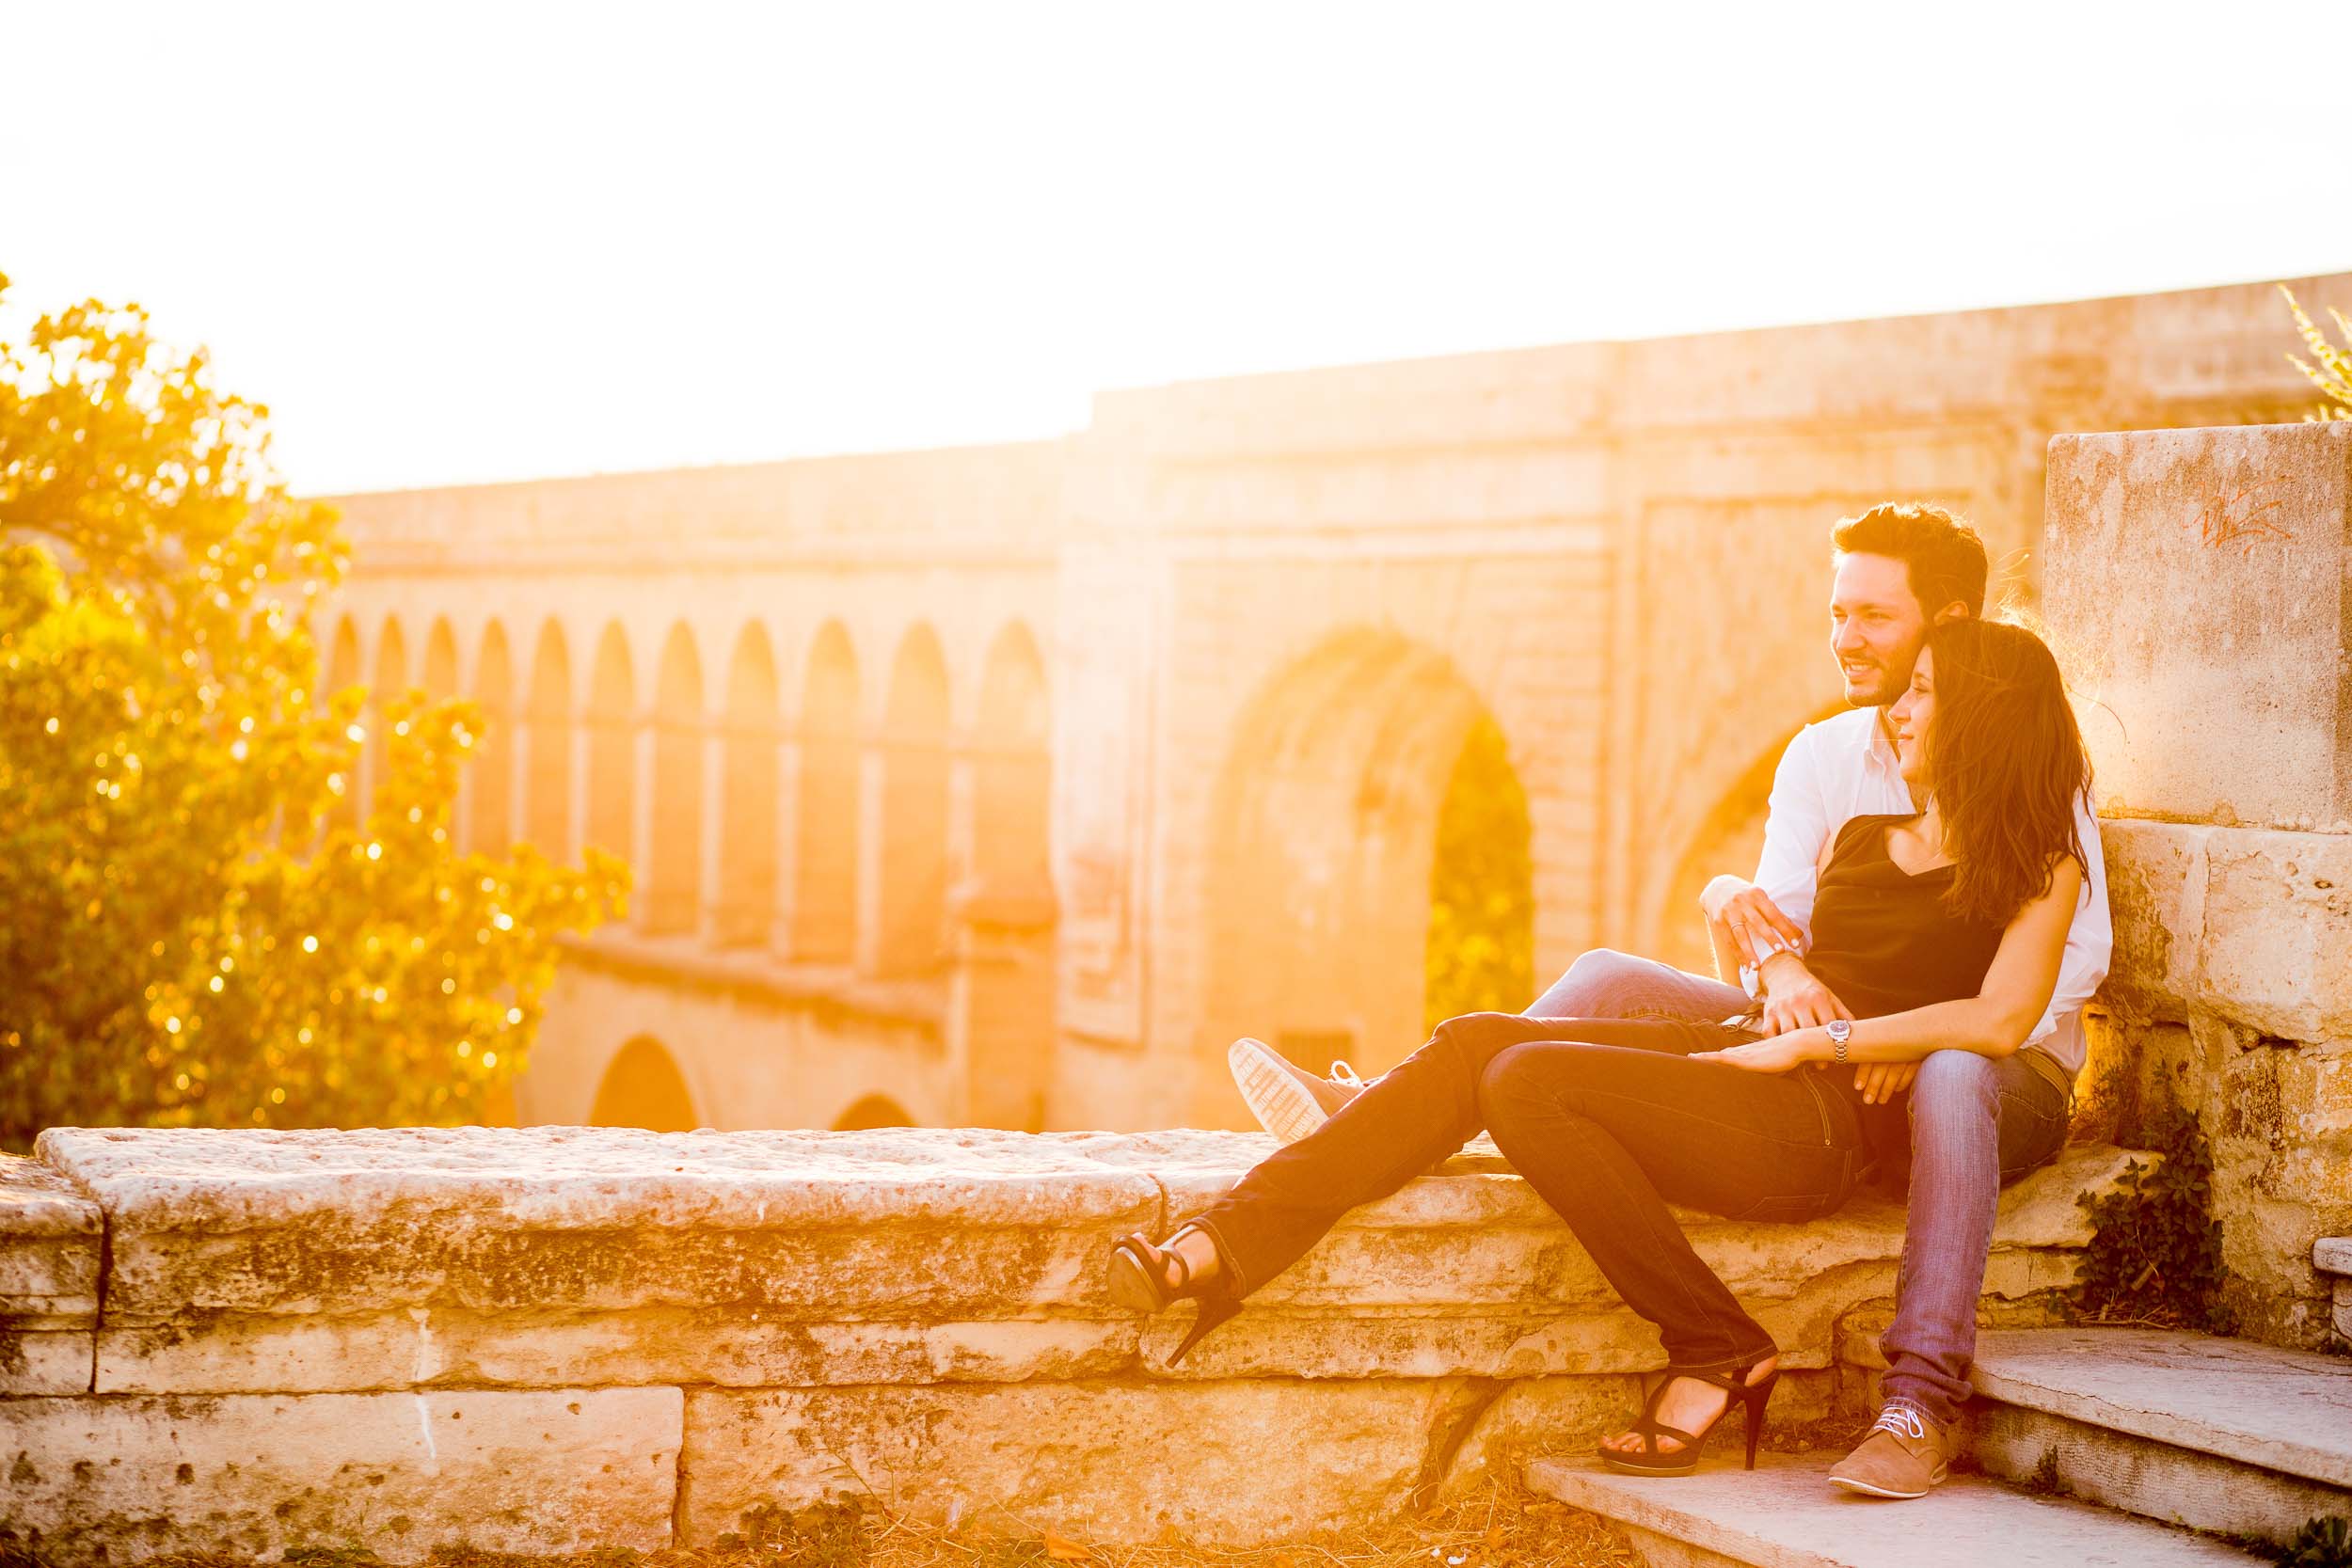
[1527,1317,2352,1567]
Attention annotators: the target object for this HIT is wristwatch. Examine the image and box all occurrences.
[1827,1018,1851,1064]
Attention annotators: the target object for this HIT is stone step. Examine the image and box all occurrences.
[1963,1326,2352,1543]
[1525,1453,2267,1568]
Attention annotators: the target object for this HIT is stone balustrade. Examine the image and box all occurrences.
[0,1125,2133,1560]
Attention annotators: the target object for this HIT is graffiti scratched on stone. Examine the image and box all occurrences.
[2189,477,2293,553]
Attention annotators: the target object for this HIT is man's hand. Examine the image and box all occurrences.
[1694,1027,1823,1075]
[1853,1061,1919,1105]
[1754,951,1857,1037]
[1699,877,1807,970]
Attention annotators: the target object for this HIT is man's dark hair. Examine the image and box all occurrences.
[1830,502,1988,618]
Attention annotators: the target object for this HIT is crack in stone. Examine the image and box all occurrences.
[1411,1376,1506,1509]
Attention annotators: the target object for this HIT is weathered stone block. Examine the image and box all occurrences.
[0,1155,102,1319]
[2197,830,2352,1039]
[2096,819,2207,1021]
[2044,421,2352,830]
[680,1380,1460,1544]
[0,1387,680,1564]
[98,1309,1139,1394]
[1,1155,101,1395]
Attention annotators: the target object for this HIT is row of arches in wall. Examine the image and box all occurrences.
[323,612,1052,974]
[586,1035,913,1132]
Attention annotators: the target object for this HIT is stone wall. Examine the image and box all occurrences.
[2046,420,2352,1348]
[315,274,2352,1139]
[0,1127,2130,1561]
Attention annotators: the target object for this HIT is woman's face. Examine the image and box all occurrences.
[1888,645,1936,790]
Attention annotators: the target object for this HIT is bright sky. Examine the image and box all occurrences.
[6,3,2347,497]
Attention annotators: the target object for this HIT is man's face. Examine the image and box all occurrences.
[1828,552,1929,706]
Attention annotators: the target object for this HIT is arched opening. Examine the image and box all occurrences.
[588,1036,698,1132]
[876,625,950,976]
[470,622,515,855]
[1422,714,1534,1033]
[524,620,572,857]
[368,618,408,819]
[792,622,859,963]
[1652,703,1851,974]
[325,616,362,830]
[833,1093,914,1131]
[645,623,705,936]
[973,624,1051,890]
[584,623,636,864]
[422,618,460,701]
[1195,628,1528,1128]
[717,625,780,947]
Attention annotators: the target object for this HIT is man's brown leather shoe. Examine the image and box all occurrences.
[1828,1402,1949,1498]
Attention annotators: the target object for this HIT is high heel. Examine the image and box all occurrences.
[1596,1354,1780,1477]
[1106,1222,1242,1368]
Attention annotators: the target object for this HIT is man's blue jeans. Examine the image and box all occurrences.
[1522,948,2067,1430]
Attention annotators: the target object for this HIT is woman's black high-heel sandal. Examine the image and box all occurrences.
[1106,1222,1243,1368]
[1597,1355,1780,1477]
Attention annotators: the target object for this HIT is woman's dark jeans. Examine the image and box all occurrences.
[1189,1010,1865,1374]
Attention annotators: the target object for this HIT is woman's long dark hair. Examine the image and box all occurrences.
[1920,618,2092,927]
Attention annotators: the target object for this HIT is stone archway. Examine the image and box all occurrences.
[1650,702,1851,975]
[833,1093,915,1131]
[588,1036,698,1132]
[1193,628,1529,1127]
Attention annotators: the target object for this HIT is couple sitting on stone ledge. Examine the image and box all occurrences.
[1107,503,2111,1503]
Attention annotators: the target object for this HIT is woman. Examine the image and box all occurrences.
[1107,617,2090,1477]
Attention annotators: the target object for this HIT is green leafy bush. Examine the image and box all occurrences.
[2073,1103,2233,1333]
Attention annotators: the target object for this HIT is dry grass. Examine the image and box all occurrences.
[39,1472,1641,1568]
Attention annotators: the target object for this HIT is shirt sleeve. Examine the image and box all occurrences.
[2026,788,2114,1044]
[1750,723,1834,952]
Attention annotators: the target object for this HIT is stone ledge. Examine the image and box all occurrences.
[1969,1326,2352,1489]
[1526,1452,2265,1567]
[9,1131,2138,1392]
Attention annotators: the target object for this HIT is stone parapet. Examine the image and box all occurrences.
[1,1125,2137,1560]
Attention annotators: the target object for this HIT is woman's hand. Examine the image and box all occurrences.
[1853,1061,1920,1105]
[1693,1028,1824,1074]
[1700,877,1808,969]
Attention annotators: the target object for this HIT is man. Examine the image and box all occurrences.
[1229,501,2112,1499]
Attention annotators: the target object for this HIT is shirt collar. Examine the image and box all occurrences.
[1864,705,1901,772]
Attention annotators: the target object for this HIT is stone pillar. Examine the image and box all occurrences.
[946,879,1059,1131]
[630,714,658,932]
[852,736,887,975]
[772,734,801,956]
[2045,420,2352,1347]
[698,723,726,942]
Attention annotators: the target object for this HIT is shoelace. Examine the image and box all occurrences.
[1328,1060,1366,1088]
[1871,1402,1930,1442]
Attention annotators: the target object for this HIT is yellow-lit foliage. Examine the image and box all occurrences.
[1422,715,1534,1033]
[2279,284,2352,422]
[0,272,627,1150]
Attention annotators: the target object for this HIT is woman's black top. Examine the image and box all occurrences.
[1797,813,2009,1174]
[1804,814,2006,1022]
